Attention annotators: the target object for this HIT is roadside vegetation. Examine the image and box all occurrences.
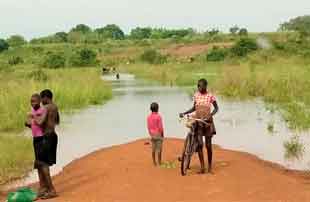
[1,15,309,183]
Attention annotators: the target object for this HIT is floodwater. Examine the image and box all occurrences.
[3,73,310,189]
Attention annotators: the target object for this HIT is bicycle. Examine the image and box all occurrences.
[179,116,210,176]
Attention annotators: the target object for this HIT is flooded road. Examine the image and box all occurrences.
[4,73,310,188]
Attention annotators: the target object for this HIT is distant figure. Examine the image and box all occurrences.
[116,73,120,80]
[112,67,116,73]
[147,102,164,166]
[102,66,109,74]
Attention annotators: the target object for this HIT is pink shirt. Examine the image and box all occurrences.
[147,112,164,137]
[31,107,46,137]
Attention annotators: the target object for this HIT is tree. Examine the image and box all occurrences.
[238,28,248,36]
[229,26,240,35]
[207,29,220,36]
[54,32,68,42]
[231,38,258,57]
[7,35,26,47]
[43,52,66,68]
[280,15,310,37]
[95,24,125,40]
[0,39,9,53]
[69,48,98,66]
[130,27,152,39]
[70,24,92,34]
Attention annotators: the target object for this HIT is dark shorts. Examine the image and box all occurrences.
[33,132,58,169]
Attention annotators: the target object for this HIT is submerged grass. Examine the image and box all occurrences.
[0,67,112,183]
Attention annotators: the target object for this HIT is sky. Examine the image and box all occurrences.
[0,0,309,40]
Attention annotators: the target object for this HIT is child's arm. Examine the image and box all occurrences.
[158,116,164,137]
[180,102,196,117]
[25,112,32,128]
[211,101,219,116]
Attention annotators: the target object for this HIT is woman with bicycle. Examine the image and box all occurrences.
[179,78,219,174]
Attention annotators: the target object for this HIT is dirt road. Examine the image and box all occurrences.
[3,138,310,202]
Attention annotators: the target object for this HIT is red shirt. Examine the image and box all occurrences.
[147,112,164,137]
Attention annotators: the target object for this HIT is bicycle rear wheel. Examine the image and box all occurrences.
[181,134,193,176]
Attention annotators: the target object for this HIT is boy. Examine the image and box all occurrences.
[25,94,47,198]
[147,102,164,166]
[180,79,219,173]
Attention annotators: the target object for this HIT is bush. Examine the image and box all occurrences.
[69,48,98,66]
[207,47,227,61]
[231,38,258,57]
[0,39,9,53]
[27,69,48,81]
[43,52,66,69]
[140,49,167,64]
[238,28,248,36]
[7,35,27,47]
[8,56,24,65]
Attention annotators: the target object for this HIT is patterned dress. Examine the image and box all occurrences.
[192,91,217,137]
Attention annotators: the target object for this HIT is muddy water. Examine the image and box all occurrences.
[4,73,310,189]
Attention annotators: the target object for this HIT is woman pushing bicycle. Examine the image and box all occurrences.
[179,78,219,174]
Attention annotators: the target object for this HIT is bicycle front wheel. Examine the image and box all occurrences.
[181,134,193,176]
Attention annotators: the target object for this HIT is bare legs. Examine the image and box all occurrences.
[205,136,213,173]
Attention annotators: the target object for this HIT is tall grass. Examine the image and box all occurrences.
[216,55,310,130]
[0,67,112,183]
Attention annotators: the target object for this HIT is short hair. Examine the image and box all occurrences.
[150,102,159,112]
[198,78,208,87]
[40,89,53,99]
[31,93,41,100]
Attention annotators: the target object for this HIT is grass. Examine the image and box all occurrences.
[283,136,305,160]
[0,67,112,184]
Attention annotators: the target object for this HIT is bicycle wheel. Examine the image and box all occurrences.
[181,134,193,176]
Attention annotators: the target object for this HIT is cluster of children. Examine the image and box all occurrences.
[146,79,219,173]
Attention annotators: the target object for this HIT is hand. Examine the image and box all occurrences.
[204,114,212,121]
[27,112,33,119]
[179,113,184,118]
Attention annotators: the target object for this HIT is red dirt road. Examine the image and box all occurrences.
[4,138,310,202]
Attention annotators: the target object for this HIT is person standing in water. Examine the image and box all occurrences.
[34,89,60,199]
[180,79,219,173]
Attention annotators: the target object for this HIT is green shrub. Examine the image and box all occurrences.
[43,52,66,68]
[283,136,305,160]
[69,48,98,66]
[27,69,49,81]
[8,56,24,65]
[140,49,167,64]
[0,39,9,53]
[207,47,227,61]
[231,38,258,57]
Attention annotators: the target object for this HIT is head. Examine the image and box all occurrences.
[31,94,41,110]
[197,78,208,93]
[40,89,53,105]
[150,102,159,113]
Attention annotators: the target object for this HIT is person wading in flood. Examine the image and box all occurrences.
[33,89,60,199]
[179,79,219,173]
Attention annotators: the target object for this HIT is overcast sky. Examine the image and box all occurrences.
[0,0,309,39]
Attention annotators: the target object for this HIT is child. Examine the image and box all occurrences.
[25,94,47,198]
[180,78,219,173]
[147,102,164,166]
